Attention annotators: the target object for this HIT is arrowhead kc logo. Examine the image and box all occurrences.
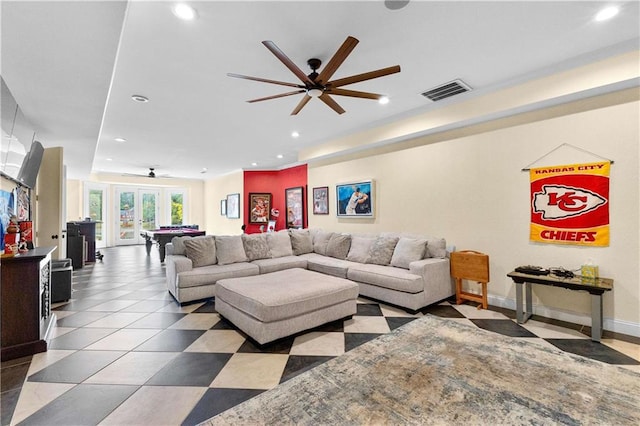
[533,185,607,220]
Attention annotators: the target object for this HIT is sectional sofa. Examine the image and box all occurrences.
[165,229,454,313]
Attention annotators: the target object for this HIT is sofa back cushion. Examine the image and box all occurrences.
[390,237,428,269]
[289,229,313,255]
[366,236,399,266]
[215,235,248,265]
[346,236,375,263]
[171,236,188,255]
[313,231,334,256]
[326,233,352,260]
[242,233,271,261]
[183,235,217,267]
[426,237,447,258]
[267,230,293,258]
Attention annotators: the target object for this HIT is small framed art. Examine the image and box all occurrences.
[226,193,240,219]
[220,199,227,216]
[285,186,304,228]
[336,180,374,218]
[249,193,271,224]
[312,186,329,215]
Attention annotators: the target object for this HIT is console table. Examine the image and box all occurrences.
[507,271,613,342]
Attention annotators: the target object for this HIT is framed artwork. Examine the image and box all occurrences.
[285,186,304,229]
[312,186,329,215]
[226,193,240,219]
[220,199,227,216]
[336,180,374,218]
[249,193,271,224]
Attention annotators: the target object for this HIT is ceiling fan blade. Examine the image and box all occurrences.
[326,88,382,100]
[248,90,306,103]
[327,65,401,88]
[316,36,359,85]
[319,94,346,115]
[291,95,312,115]
[262,41,315,86]
[227,73,303,89]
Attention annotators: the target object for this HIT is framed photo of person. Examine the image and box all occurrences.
[336,180,374,218]
[220,199,227,216]
[249,193,271,224]
[312,186,329,215]
[226,193,240,219]
[285,186,304,228]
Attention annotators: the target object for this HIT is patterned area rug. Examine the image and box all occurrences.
[203,315,640,425]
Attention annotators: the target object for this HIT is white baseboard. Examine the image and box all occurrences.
[487,295,640,338]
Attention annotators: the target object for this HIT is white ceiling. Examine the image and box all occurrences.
[2,1,639,180]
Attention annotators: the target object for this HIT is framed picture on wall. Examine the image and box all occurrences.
[336,180,374,218]
[220,199,226,216]
[285,186,304,228]
[226,193,240,219]
[312,186,329,215]
[249,193,271,224]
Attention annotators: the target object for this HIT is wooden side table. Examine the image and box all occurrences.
[450,250,490,309]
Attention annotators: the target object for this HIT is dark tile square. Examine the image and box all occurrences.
[211,316,238,330]
[193,299,217,313]
[56,311,110,327]
[546,339,640,365]
[115,290,165,300]
[28,350,125,383]
[146,352,232,386]
[18,384,138,425]
[310,318,345,333]
[421,304,466,318]
[1,360,31,393]
[470,319,537,337]
[356,303,383,316]
[344,333,382,352]
[52,299,106,311]
[1,387,20,426]
[386,316,417,331]
[126,312,187,328]
[133,329,205,351]
[238,336,294,354]
[48,328,117,350]
[181,388,264,425]
[280,355,334,383]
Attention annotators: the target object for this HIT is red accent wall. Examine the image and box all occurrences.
[243,164,307,234]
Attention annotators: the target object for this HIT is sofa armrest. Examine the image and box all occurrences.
[408,257,453,301]
[166,242,175,256]
[169,255,193,274]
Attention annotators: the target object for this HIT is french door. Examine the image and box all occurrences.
[115,187,160,245]
[84,183,107,248]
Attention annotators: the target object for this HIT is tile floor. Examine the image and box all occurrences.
[2,245,639,425]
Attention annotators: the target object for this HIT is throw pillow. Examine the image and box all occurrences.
[171,236,188,255]
[346,236,376,263]
[183,236,217,268]
[289,229,313,255]
[267,230,293,258]
[242,233,271,261]
[390,237,428,269]
[426,237,447,258]
[313,231,334,256]
[366,236,399,266]
[326,233,352,260]
[215,235,248,265]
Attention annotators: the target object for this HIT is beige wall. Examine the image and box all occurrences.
[203,170,244,235]
[308,99,639,335]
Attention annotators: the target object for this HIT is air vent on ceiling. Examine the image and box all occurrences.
[421,79,472,102]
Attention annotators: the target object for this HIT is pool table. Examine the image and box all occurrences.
[141,227,205,262]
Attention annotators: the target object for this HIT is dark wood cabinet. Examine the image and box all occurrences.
[67,221,97,263]
[1,246,57,361]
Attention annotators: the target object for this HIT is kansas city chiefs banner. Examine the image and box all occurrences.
[530,161,610,246]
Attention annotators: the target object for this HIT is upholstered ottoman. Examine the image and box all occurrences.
[215,268,359,345]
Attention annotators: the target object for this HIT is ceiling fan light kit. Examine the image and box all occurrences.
[228,36,401,115]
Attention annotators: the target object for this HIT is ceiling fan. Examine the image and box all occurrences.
[122,167,168,178]
[228,36,401,115]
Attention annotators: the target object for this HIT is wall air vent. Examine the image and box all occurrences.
[421,79,472,102]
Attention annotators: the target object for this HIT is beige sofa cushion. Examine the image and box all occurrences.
[366,236,399,266]
[390,237,427,269]
[171,236,188,255]
[215,235,248,265]
[313,231,334,255]
[326,233,352,260]
[267,230,293,258]
[346,236,375,263]
[242,233,271,261]
[177,262,259,289]
[348,263,424,294]
[183,235,217,267]
[289,229,313,255]
[251,255,307,274]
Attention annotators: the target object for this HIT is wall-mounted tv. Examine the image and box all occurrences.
[16,141,44,189]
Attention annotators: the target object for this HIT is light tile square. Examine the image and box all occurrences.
[50,327,75,339]
[85,290,133,300]
[290,332,345,356]
[157,302,204,313]
[210,353,289,389]
[86,299,139,312]
[169,313,221,330]
[602,338,640,362]
[380,305,422,318]
[85,312,148,328]
[343,316,391,334]
[27,350,77,376]
[184,330,246,353]
[10,381,76,425]
[84,352,179,385]
[519,320,589,339]
[452,304,511,319]
[84,329,161,351]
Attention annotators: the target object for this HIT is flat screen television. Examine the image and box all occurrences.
[16,141,44,188]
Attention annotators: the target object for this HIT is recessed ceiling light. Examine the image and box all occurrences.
[291,131,299,138]
[114,137,126,142]
[173,3,197,20]
[595,6,619,21]
[277,154,283,159]
[378,96,390,105]
[131,94,149,103]
[251,162,257,166]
